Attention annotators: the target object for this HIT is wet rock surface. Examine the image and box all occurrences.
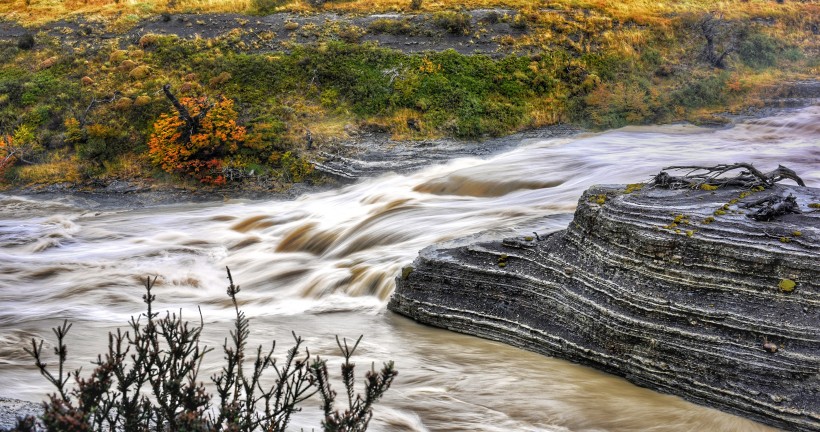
[0,398,41,429]
[389,183,820,431]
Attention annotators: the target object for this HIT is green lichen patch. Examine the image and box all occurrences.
[624,183,644,194]
[809,203,820,209]
[700,184,719,191]
[497,253,509,267]
[701,216,715,225]
[779,279,796,292]
[662,214,692,231]
[588,194,607,205]
[401,266,414,280]
[792,231,802,237]
[780,237,791,243]
[524,236,534,241]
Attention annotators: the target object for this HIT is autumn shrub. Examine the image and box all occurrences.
[368,18,415,35]
[148,95,249,184]
[336,24,366,43]
[0,135,17,176]
[76,123,129,161]
[583,82,652,129]
[433,11,472,35]
[0,125,43,170]
[510,13,528,30]
[11,268,397,432]
[280,150,314,182]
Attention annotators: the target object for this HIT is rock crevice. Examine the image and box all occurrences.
[389,183,820,431]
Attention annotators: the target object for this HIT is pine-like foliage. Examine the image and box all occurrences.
[9,268,397,432]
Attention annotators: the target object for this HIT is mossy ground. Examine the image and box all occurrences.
[0,0,816,189]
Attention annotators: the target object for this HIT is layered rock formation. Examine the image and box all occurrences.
[389,182,820,431]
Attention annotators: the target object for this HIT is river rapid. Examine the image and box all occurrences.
[1,106,818,431]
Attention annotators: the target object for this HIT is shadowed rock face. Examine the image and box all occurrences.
[389,183,820,431]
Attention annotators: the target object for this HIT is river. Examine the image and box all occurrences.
[1,106,818,431]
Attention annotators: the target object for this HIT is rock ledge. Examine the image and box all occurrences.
[389,183,820,431]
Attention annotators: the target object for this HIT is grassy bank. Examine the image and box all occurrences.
[0,0,817,189]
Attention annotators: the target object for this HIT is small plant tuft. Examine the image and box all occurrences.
[624,183,644,194]
[433,11,472,35]
[401,266,414,280]
[778,278,796,292]
[17,33,35,50]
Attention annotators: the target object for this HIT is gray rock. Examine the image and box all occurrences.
[389,183,820,431]
[0,398,42,430]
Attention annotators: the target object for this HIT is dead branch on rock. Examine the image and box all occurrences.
[744,194,801,221]
[652,163,806,190]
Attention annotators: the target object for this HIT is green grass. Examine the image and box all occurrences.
[0,3,816,188]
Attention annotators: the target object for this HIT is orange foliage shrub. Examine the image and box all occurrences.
[148,96,248,184]
[0,135,17,175]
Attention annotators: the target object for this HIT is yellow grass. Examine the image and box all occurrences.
[102,154,151,179]
[526,96,566,128]
[3,0,815,27]
[15,158,82,185]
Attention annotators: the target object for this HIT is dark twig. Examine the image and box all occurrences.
[652,163,806,190]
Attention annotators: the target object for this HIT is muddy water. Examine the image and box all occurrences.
[2,106,818,431]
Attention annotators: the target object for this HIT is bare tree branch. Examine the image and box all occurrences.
[652,163,805,190]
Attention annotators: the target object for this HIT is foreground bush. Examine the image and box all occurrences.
[10,268,397,432]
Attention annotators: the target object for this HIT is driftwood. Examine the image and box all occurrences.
[743,194,801,221]
[652,163,806,190]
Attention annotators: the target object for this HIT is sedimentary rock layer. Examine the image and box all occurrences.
[389,183,820,431]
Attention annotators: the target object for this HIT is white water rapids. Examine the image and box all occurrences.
[1,106,818,431]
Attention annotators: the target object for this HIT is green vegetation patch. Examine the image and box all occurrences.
[0,8,813,189]
[779,278,796,293]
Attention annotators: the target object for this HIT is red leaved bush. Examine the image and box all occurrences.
[148,96,247,184]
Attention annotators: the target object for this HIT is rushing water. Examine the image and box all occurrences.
[1,106,818,431]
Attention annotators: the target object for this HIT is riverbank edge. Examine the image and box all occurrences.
[0,121,584,211]
[5,99,816,212]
